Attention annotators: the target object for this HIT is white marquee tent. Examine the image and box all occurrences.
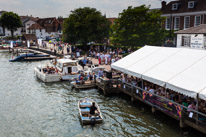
[111,46,206,100]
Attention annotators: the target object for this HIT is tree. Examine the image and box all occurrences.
[63,7,110,50]
[0,11,22,37]
[111,5,168,47]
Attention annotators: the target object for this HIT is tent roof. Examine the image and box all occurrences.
[111,46,206,100]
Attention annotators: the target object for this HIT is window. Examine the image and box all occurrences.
[172,3,178,10]
[195,16,201,26]
[174,17,180,30]
[188,1,195,9]
[182,36,191,47]
[165,18,171,30]
[184,16,190,29]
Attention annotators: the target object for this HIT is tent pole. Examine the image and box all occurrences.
[164,84,167,98]
[141,78,144,89]
[196,94,199,124]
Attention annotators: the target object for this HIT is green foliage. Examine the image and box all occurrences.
[63,7,110,47]
[110,5,168,47]
[0,11,22,37]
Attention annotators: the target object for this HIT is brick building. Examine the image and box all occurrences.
[161,0,206,31]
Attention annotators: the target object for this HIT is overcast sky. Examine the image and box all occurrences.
[0,0,173,18]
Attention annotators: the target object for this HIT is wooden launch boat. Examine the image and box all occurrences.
[78,98,103,125]
[72,81,96,89]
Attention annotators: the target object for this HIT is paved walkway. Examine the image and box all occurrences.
[34,43,111,71]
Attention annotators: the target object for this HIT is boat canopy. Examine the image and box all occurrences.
[111,46,206,100]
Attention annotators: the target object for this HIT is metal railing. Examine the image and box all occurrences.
[100,79,206,127]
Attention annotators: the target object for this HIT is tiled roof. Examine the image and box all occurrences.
[23,34,37,40]
[28,23,44,30]
[175,24,206,34]
[107,17,117,24]
[37,17,56,24]
[20,16,39,24]
[57,17,64,24]
[162,0,206,14]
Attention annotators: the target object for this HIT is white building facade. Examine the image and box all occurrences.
[175,24,206,50]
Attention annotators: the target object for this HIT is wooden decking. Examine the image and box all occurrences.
[95,79,206,135]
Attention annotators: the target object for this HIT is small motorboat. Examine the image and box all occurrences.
[78,98,103,125]
[71,80,96,89]
[9,53,50,62]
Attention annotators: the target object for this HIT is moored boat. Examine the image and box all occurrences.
[78,98,103,125]
[71,81,96,89]
[34,58,83,82]
[9,53,50,62]
[0,45,10,52]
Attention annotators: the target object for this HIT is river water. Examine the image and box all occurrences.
[0,52,203,137]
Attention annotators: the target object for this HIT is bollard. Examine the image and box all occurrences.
[152,106,156,113]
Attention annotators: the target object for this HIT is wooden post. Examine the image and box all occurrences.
[179,109,185,128]
[131,88,135,102]
[196,94,199,125]
[152,106,156,113]
[103,80,107,95]
[116,79,118,89]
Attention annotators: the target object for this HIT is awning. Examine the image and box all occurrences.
[199,89,206,100]
[111,46,206,99]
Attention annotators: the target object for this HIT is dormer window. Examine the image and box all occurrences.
[172,3,178,10]
[188,1,195,9]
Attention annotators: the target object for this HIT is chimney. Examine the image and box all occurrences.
[161,1,167,10]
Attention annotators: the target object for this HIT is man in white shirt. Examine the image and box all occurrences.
[111,58,115,64]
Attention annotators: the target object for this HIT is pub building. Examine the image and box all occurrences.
[176,24,206,49]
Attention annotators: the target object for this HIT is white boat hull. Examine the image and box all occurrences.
[34,67,61,82]
[0,49,10,52]
[61,74,79,81]
[34,67,80,82]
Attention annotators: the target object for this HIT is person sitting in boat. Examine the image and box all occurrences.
[83,73,88,81]
[75,78,80,84]
[78,72,83,80]
[89,72,93,81]
[89,102,99,117]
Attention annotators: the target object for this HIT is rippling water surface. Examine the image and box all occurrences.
[0,52,203,137]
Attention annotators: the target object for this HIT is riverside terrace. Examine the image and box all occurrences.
[95,46,206,134]
[95,78,206,134]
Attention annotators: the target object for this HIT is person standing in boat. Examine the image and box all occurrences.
[89,102,99,117]
[82,57,87,69]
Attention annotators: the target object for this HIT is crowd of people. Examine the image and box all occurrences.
[43,66,58,74]
[41,41,128,66]
[119,73,206,115]
[75,72,96,84]
[87,47,125,65]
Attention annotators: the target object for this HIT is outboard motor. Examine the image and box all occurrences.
[91,116,96,126]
